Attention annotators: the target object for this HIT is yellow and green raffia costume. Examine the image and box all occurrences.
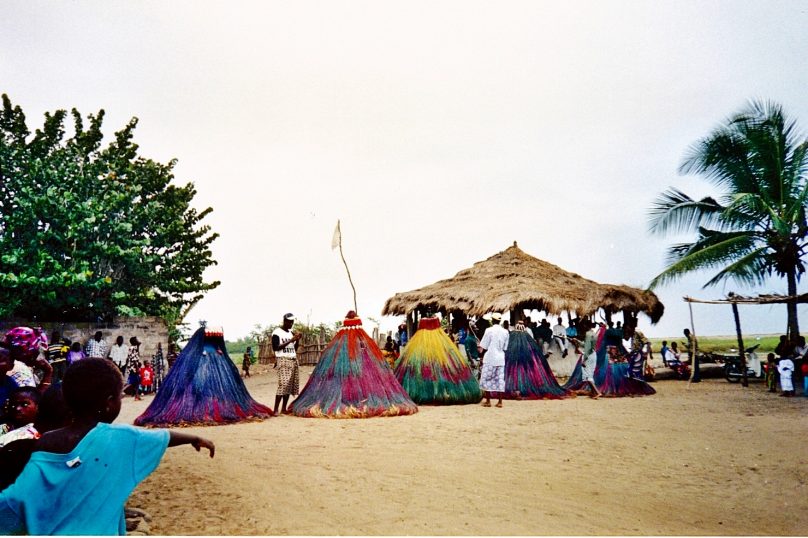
[394,317,482,405]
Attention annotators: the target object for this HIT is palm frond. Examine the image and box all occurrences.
[679,131,760,193]
[724,192,778,230]
[650,231,760,289]
[702,246,770,287]
[655,99,808,309]
[783,141,808,225]
[647,187,724,235]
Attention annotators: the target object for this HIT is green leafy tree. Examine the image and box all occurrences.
[0,94,220,326]
[648,100,808,337]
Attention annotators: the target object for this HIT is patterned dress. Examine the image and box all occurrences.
[479,324,508,393]
[272,327,300,396]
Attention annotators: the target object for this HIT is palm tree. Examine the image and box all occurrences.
[648,100,808,338]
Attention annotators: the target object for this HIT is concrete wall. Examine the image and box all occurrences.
[0,316,169,360]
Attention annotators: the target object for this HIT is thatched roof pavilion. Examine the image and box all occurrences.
[382,242,664,324]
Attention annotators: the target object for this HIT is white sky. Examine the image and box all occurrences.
[3,1,808,339]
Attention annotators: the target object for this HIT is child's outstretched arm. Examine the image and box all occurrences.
[168,431,215,458]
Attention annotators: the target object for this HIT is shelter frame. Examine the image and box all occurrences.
[683,293,808,387]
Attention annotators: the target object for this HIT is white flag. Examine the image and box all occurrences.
[331,220,341,250]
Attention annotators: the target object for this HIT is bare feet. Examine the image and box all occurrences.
[482,401,491,407]
[495,401,503,408]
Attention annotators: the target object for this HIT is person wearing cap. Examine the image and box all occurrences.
[477,312,508,408]
[272,313,302,414]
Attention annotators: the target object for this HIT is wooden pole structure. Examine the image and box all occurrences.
[338,241,357,315]
[332,220,358,314]
[687,301,697,386]
[731,302,749,387]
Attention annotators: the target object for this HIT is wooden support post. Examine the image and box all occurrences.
[731,302,748,388]
[687,302,696,386]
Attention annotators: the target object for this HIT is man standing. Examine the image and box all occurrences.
[477,312,509,408]
[272,313,302,415]
[47,331,68,383]
[683,328,701,382]
[85,331,109,359]
[580,319,602,399]
[108,336,129,375]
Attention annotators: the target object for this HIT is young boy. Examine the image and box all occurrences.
[0,358,215,535]
[0,387,41,448]
[0,385,71,491]
[765,353,777,393]
[127,359,142,400]
[242,347,253,378]
[139,360,154,395]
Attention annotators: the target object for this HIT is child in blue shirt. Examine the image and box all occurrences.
[0,358,215,535]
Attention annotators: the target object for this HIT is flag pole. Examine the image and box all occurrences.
[333,220,358,314]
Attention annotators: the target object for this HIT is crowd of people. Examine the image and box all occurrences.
[1,314,803,534]
[0,329,175,448]
[42,330,169,399]
[421,314,709,389]
[0,328,214,535]
[764,334,808,397]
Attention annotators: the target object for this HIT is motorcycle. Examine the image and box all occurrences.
[723,344,764,383]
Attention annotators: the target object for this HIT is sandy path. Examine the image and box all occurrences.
[123,366,808,535]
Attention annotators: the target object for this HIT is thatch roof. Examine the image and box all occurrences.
[382,243,664,323]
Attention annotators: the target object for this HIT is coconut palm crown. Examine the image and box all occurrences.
[648,100,808,337]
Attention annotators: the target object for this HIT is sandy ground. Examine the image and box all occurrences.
[122,365,808,536]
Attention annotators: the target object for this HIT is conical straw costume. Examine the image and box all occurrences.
[566,326,656,397]
[503,330,569,399]
[135,327,273,427]
[395,317,482,405]
[290,312,418,418]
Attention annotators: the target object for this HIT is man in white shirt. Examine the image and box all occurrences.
[478,312,509,408]
[108,336,129,374]
[552,317,568,357]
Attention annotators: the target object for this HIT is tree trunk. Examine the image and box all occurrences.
[787,269,799,340]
